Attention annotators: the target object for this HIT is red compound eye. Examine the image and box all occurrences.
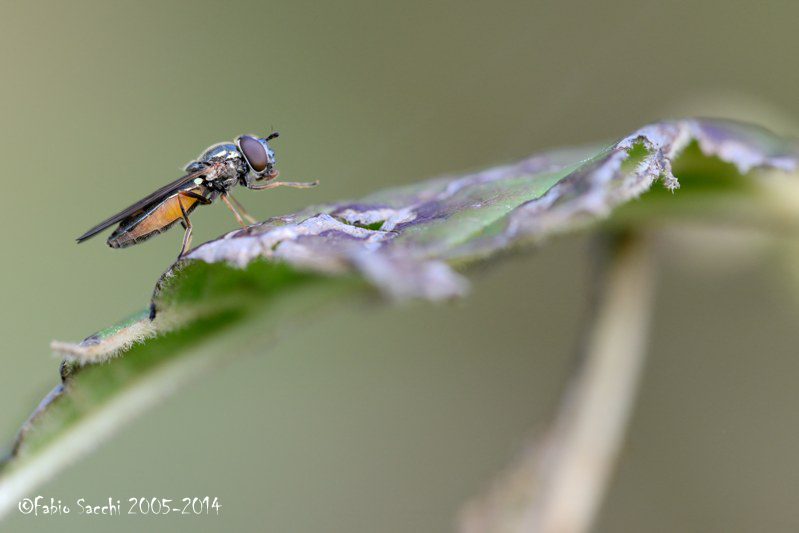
[239,135,268,172]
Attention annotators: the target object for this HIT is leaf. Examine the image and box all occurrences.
[0,118,797,519]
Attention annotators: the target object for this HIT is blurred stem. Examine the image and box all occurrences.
[461,232,656,533]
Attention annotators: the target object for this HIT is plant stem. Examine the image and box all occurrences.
[461,232,656,533]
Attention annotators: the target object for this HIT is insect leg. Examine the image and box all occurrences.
[220,193,250,228]
[176,193,193,258]
[227,193,257,224]
[180,190,213,205]
[248,180,319,191]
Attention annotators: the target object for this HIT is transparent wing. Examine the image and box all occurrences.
[76,163,219,243]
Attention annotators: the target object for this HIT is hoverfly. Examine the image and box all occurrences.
[77,133,317,258]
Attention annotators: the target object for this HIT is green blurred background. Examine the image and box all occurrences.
[2,0,799,531]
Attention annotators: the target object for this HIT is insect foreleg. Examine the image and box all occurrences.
[248,180,319,191]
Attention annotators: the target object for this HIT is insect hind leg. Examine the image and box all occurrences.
[176,193,193,259]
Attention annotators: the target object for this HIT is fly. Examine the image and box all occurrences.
[76,133,317,258]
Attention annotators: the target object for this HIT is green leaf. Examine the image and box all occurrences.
[1,118,797,519]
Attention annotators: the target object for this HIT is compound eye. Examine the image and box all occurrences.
[239,135,268,172]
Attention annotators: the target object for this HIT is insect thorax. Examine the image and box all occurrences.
[186,142,250,190]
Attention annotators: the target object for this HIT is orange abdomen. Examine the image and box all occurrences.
[108,190,202,248]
